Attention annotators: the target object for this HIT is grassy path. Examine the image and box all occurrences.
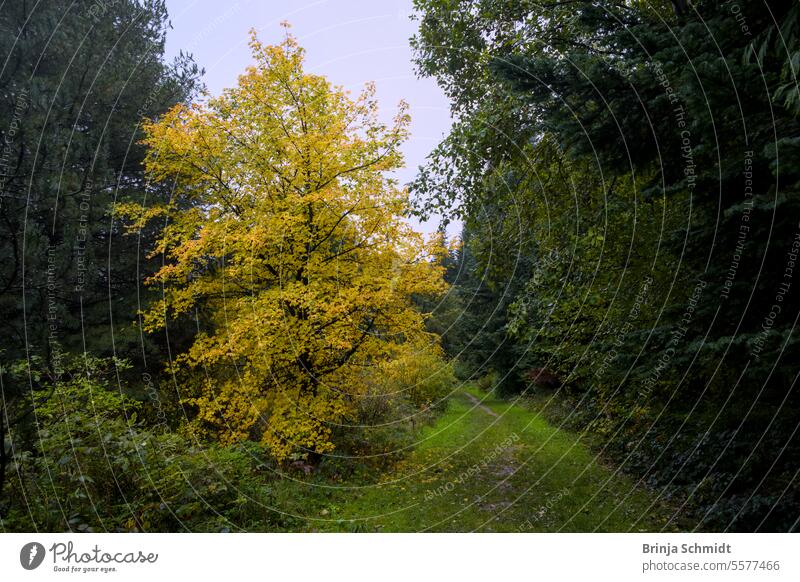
[292,386,681,532]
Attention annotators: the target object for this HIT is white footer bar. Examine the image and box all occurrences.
[1,533,797,581]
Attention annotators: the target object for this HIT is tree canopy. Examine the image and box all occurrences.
[118,30,447,460]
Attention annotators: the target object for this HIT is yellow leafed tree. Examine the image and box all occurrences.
[118,29,447,461]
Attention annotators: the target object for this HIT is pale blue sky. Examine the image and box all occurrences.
[163,0,454,233]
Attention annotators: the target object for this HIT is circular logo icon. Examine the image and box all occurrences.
[20,542,46,570]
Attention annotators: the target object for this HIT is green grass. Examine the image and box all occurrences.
[270,385,685,532]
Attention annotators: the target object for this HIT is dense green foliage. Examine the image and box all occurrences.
[0,0,203,525]
[2,355,290,532]
[0,0,200,366]
[412,0,799,531]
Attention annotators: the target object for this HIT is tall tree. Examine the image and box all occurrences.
[0,0,199,506]
[119,30,446,461]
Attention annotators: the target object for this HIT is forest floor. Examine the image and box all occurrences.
[277,385,686,532]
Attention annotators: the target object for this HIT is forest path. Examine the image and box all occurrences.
[461,390,500,418]
[300,385,681,532]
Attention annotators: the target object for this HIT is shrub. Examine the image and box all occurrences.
[379,348,455,410]
[323,348,455,475]
[1,356,288,532]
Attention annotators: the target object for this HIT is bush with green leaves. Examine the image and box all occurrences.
[322,349,455,476]
[1,356,292,532]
